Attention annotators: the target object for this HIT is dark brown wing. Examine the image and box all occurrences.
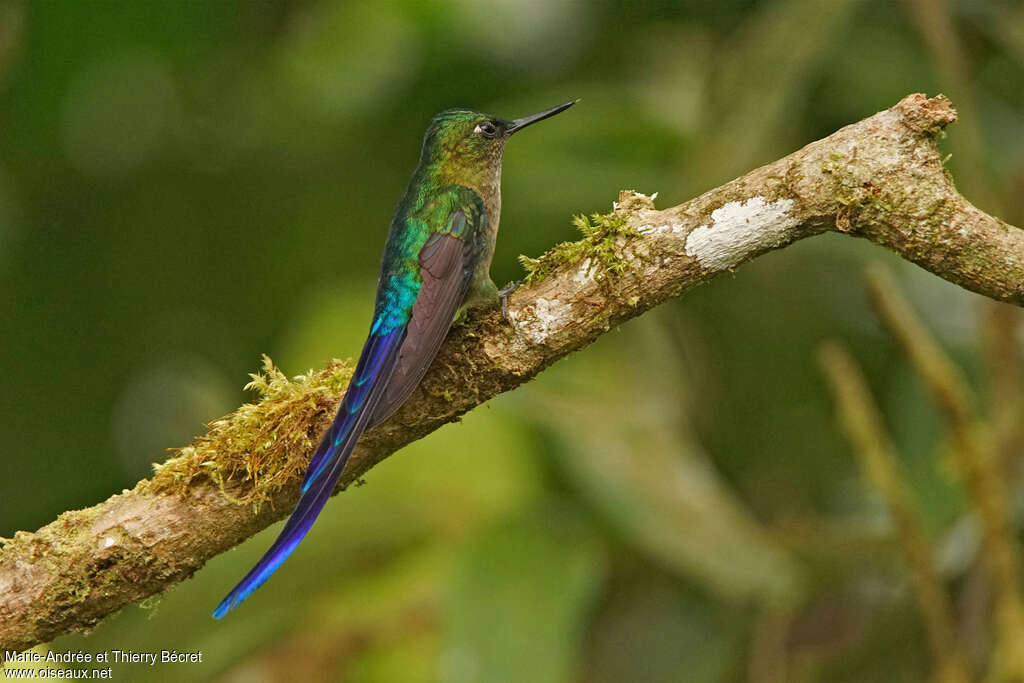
[368,230,473,426]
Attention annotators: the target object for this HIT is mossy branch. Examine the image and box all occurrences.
[2,93,1023,652]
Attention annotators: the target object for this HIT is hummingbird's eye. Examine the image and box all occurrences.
[476,121,499,139]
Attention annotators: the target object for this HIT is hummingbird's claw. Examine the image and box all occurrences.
[498,280,521,322]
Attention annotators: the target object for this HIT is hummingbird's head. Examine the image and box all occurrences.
[420,100,577,184]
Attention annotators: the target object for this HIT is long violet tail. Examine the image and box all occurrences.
[212,326,405,618]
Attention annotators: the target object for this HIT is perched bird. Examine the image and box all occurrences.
[213,99,577,617]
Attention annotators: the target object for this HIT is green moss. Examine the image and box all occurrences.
[145,355,354,509]
[518,211,638,285]
[821,151,898,230]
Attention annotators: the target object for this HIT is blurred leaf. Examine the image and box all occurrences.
[582,574,745,683]
[442,504,605,683]
[697,0,858,177]
[61,50,179,176]
[345,630,438,683]
[111,354,236,480]
[276,2,419,117]
[216,546,450,683]
[525,316,802,605]
[450,0,591,68]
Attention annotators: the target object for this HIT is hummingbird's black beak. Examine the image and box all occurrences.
[506,99,579,135]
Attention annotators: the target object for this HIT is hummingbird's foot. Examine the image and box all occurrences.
[498,280,521,322]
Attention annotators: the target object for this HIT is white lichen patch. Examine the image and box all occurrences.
[636,222,683,236]
[573,258,595,286]
[684,197,800,271]
[510,297,572,345]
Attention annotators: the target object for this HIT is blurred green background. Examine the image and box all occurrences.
[1,0,1022,681]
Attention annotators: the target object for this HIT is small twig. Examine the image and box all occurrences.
[818,341,973,683]
[746,608,793,683]
[983,304,1024,478]
[865,266,1024,683]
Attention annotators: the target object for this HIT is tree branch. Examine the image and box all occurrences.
[2,93,1022,652]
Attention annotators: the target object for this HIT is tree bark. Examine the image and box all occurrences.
[1,93,1021,652]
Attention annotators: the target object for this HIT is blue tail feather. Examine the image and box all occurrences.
[212,326,404,618]
[303,327,399,490]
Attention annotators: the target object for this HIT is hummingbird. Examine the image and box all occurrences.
[213,99,577,617]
